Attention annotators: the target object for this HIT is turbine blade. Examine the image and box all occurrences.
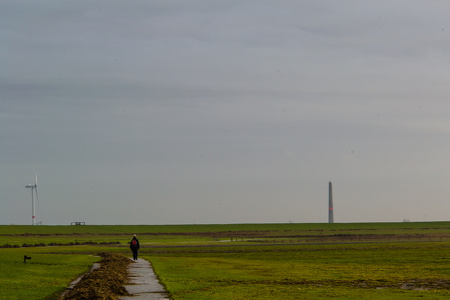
[34,168,38,186]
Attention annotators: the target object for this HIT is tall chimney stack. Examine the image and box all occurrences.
[328,181,334,223]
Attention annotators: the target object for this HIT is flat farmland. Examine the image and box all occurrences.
[2,222,450,299]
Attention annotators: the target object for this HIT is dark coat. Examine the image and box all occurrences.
[130,237,140,250]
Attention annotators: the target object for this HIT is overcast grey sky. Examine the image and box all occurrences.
[2,1,450,225]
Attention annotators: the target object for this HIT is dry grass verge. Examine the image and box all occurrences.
[61,252,131,300]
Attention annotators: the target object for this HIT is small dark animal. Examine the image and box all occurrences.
[23,255,31,263]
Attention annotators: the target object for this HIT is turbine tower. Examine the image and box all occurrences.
[25,170,39,226]
[328,181,334,223]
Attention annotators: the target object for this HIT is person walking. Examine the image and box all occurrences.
[130,234,140,260]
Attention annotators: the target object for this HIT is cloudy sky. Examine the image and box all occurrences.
[2,1,450,225]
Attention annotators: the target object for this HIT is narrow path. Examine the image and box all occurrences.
[120,258,170,300]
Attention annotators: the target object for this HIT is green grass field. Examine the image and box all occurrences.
[146,243,450,299]
[2,222,450,299]
[0,247,99,300]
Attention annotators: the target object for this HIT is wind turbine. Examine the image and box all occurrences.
[25,169,39,225]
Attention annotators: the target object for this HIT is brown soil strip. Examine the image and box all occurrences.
[60,252,131,300]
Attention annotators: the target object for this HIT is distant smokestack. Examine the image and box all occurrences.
[328,181,334,223]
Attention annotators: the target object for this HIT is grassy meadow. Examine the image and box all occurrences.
[2,222,450,299]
